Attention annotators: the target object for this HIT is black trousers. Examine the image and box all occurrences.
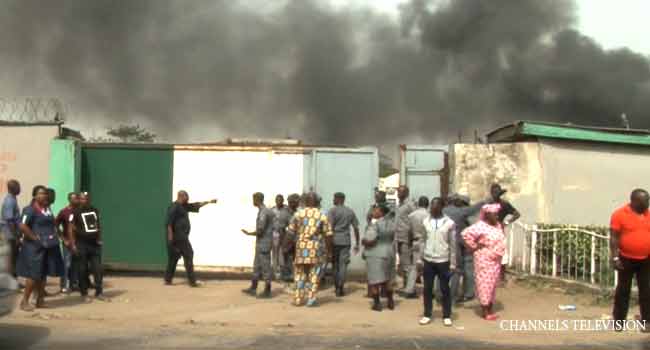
[423,260,452,319]
[613,256,650,322]
[77,240,103,296]
[281,248,295,281]
[332,245,351,288]
[165,239,196,284]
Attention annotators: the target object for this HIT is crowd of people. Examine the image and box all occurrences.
[164,183,521,326]
[0,180,106,311]
[4,177,648,331]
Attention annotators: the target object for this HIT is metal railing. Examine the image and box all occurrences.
[506,222,616,289]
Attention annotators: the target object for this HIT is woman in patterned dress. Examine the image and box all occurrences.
[461,203,506,320]
[362,205,396,311]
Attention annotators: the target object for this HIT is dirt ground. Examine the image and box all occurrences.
[1,274,649,349]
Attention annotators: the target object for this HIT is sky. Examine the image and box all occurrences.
[2,0,649,147]
[333,0,650,54]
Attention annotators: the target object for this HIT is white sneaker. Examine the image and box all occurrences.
[443,318,453,327]
[419,317,431,325]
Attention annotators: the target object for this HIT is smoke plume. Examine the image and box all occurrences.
[0,0,648,145]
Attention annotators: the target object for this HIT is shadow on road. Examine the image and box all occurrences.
[0,323,50,349]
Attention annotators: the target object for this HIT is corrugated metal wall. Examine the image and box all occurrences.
[81,146,174,270]
[74,144,378,273]
[48,139,81,214]
[399,145,448,200]
[305,148,378,272]
[172,149,305,268]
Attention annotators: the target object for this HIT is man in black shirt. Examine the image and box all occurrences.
[70,192,108,302]
[489,184,521,282]
[165,190,217,287]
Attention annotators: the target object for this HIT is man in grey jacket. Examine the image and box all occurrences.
[417,197,456,327]
[443,193,485,303]
[241,192,276,299]
[402,196,430,298]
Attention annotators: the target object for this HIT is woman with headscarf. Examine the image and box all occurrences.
[17,185,62,311]
[461,203,506,320]
[363,205,396,311]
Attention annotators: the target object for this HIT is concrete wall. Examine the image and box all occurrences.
[451,143,543,224]
[0,125,60,206]
[452,140,650,227]
[538,140,650,226]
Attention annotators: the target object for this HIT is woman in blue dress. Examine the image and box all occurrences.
[17,185,63,311]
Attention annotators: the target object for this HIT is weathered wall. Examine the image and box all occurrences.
[538,140,650,226]
[451,143,543,224]
[451,143,544,267]
[0,125,60,206]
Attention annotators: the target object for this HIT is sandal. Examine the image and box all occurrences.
[485,314,499,321]
[20,301,35,312]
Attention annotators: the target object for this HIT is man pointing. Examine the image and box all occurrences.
[165,190,217,288]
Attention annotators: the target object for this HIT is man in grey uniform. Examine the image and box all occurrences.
[366,190,392,224]
[272,194,290,280]
[442,193,485,303]
[275,193,300,282]
[404,196,430,298]
[241,192,276,299]
[328,192,360,297]
[395,185,418,294]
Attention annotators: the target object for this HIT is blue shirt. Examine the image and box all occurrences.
[1,194,20,240]
[22,205,58,248]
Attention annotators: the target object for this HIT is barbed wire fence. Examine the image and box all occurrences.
[0,98,70,122]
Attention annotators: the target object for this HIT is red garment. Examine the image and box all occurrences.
[611,204,650,259]
[56,206,75,240]
[462,219,505,306]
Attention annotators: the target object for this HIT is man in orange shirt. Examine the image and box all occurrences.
[610,189,650,330]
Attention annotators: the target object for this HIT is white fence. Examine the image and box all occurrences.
[505,223,616,289]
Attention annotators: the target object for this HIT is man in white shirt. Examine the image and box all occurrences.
[417,197,456,327]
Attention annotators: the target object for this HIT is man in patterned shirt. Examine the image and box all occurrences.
[287,192,333,307]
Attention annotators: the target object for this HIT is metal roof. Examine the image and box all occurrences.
[0,120,63,126]
[487,120,650,146]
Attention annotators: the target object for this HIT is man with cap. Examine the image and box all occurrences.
[443,193,486,303]
[489,184,520,282]
[328,192,360,297]
[395,185,418,294]
[241,192,276,298]
[403,196,430,298]
[272,194,289,280]
[279,194,301,282]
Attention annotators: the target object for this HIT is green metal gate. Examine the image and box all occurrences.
[81,145,174,270]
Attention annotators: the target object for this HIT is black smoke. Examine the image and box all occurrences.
[0,0,648,145]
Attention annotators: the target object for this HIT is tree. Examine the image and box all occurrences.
[91,124,156,143]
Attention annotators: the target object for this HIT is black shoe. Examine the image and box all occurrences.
[164,280,173,286]
[402,292,418,299]
[372,302,383,312]
[258,286,272,299]
[335,287,345,297]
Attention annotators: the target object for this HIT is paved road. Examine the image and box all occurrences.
[1,324,648,350]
